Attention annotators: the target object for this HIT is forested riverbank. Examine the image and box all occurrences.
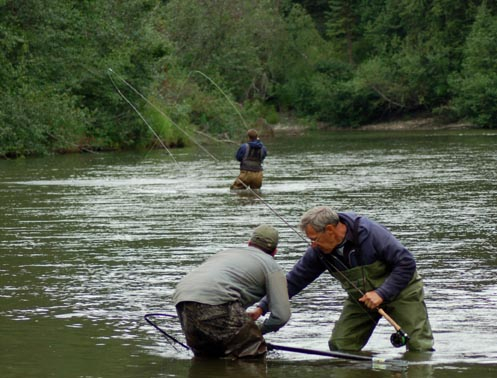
[1,0,497,158]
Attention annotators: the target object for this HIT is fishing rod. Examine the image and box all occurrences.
[318,253,410,348]
[109,69,409,349]
[234,179,409,348]
[143,312,407,369]
[266,343,407,370]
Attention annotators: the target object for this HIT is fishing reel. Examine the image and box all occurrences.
[390,329,409,348]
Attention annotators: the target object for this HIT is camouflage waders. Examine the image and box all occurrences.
[176,301,267,358]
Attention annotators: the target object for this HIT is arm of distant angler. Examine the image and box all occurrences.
[235,144,247,161]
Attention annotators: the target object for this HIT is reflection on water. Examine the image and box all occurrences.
[1,130,497,377]
[188,358,268,378]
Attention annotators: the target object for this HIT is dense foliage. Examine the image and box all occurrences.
[1,0,496,157]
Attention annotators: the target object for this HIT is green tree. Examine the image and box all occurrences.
[449,2,497,128]
[289,0,330,34]
[326,0,362,64]
[0,0,170,157]
[318,0,487,125]
[270,4,335,117]
[157,0,293,137]
[162,0,285,102]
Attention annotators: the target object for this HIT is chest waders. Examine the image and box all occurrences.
[231,144,264,189]
[320,219,434,351]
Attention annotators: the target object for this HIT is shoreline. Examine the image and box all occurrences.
[353,117,475,131]
[272,114,477,135]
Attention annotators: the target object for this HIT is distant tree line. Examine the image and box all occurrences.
[1,0,496,157]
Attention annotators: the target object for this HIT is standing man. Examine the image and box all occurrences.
[251,206,434,352]
[230,129,267,190]
[173,224,291,358]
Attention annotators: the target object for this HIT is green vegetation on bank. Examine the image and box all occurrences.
[1,0,496,158]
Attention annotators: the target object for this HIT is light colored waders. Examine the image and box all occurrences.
[230,170,263,190]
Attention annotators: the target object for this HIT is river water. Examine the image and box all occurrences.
[1,129,497,378]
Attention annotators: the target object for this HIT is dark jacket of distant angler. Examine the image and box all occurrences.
[236,140,267,172]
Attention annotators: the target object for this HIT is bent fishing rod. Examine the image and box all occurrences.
[109,68,409,348]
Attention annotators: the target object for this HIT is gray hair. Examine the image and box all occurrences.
[299,206,339,232]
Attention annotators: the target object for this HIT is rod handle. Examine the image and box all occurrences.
[377,308,401,331]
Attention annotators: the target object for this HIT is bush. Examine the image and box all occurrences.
[0,87,88,157]
[449,2,497,128]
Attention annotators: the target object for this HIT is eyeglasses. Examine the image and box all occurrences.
[308,231,324,244]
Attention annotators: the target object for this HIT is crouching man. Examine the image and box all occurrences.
[173,224,291,358]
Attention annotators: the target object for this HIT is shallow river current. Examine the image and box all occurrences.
[1,129,497,378]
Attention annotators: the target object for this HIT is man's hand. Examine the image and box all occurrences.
[247,306,264,321]
[359,291,383,310]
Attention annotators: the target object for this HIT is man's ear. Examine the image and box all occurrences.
[324,224,335,233]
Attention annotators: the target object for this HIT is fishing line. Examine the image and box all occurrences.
[108,71,180,167]
[110,68,409,348]
[108,68,396,352]
[181,70,249,131]
[108,71,286,228]
[234,178,306,241]
[107,68,219,162]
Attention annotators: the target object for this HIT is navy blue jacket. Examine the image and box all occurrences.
[259,212,416,312]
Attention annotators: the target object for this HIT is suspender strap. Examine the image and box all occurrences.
[353,217,363,266]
